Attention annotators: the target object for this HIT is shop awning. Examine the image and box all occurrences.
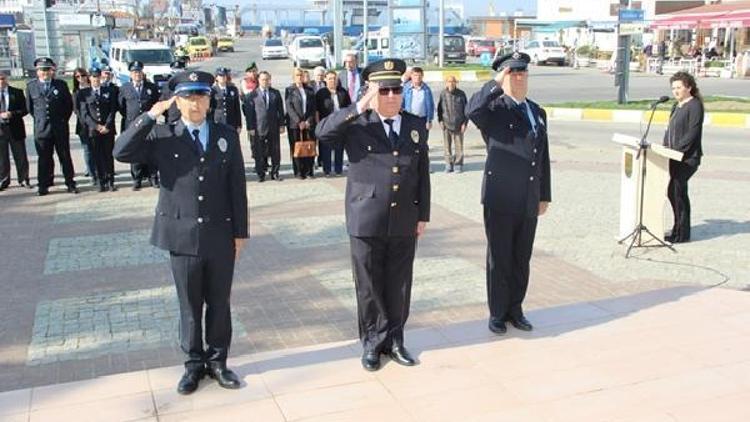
[652,1,750,30]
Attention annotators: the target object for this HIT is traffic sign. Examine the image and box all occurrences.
[619,23,644,35]
[618,9,644,23]
[480,52,492,67]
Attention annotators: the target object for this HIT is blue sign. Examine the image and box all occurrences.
[0,14,15,28]
[618,9,644,23]
[480,52,492,67]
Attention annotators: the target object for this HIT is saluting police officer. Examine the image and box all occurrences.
[160,59,187,125]
[210,67,242,132]
[466,52,551,335]
[113,71,248,395]
[118,61,160,190]
[78,68,118,192]
[26,57,77,195]
[316,59,430,372]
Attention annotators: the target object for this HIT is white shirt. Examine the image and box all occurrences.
[183,118,209,151]
[330,90,340,111]
[298,86,307,112]
[379,113,401,137]
[409,84,427,118]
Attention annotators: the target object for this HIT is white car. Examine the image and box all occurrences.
[523,40,567,66]
[261,38,288,60]
[289,36,326,68]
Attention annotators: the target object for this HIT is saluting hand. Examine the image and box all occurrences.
[494,67,511,87]
[538,201,550,216]
[356,82,379,112]
[149,97,176,116]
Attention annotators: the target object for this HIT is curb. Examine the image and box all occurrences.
[547,107,750,128]
[423,70,492,82]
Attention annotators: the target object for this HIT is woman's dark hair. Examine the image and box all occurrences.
[670,71,702,103]
[72,67,88,93]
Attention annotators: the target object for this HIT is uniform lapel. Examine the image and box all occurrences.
[366,111,391,148]
[175,120,198,156]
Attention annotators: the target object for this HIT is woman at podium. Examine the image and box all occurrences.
[663,71,704,243]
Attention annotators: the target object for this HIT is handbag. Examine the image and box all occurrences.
[292,129,318,158]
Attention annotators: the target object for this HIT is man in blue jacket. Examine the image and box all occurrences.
[401,67,434,141]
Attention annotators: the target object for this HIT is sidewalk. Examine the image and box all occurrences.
[1,286,748,422]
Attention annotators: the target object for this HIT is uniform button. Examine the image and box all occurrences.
[487,171,492,175]
[392,184,399,192]
[197,217,204,223]
[174,153,179,158]
[390,202,397,207]
[198,176,204,181]
[198,195,204,201]
[531,161,536,166]
[392,166,398,174]
[367,146,372,151]
[529,176,535,181]
[393,151,399,156]
[533,148,538,153]
[200,157,205,163]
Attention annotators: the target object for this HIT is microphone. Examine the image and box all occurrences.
[651,96,670,107]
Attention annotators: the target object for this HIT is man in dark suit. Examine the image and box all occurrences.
[466,52,551,335]
[286,68,316,179]
[338,53,363,103]
[210,67,242,132]
[26,57,77,195]
[113,71,248,395]
[243,71,285,182]
[316,58,431,371]
[315,70,351,176]
[160,60,187,125]
[118,61,160,190]
[78,68,118,192]
[0,71,31,191]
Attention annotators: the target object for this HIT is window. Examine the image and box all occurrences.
[190,38,207,46]
[543,41,560,47]
[381,38,389,49]
[299,38,323,48]
[124,49,174,64]
[265,39,283,47]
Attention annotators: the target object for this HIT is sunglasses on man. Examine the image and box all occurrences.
[378,86,403,96]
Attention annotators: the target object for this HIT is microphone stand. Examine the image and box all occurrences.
[618,100,675,258]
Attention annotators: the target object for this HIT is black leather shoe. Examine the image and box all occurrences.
[361,351,381,371]
[389,346,417,366]
[67,186,80,194]
[110,182,118,192]
[99,184,107,192]
[23,180,34,189]
[37,188,49,196]
[132,180,142,191]
[488,317,507,334]
[258,174,266,183]
[207,364,241,389]
[508,315,533,331]
[177,366,205,395]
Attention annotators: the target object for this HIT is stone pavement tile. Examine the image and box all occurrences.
[0,388,31,416]
[273,380,395,421]
[1,413,30,422]
[543,384,666,422]
[403,384,525,422]
[714,361,750,389]
[524,301,614,328]
[259,356,374,396]
[28,392,155,422]
[589,286,705,315]
[674,335,750,369]
[30,370,150,411]
[606,412,678,422]
[158,398,286,422]
[296,403,414,422]
[152,377,272,416]
[54,195,154,224]
[665,391,750,422]
[464,405,555,422]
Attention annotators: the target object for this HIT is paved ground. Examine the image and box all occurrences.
[0,35,748,413]
[2,287,749,421]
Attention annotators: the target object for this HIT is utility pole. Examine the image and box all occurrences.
[363,0,369,66]
[438,0,444,67]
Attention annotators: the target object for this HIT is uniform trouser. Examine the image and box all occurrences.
[484,207,538,320]
[442,129,464,166]
[319,142,344,174]
[0,132,29,187]
[79,130,97,180]
[170,250,235,369]
[253,133,280,177]
[35,132,76,189]
[349,235,417,353]
[130,163,152,182]
[90,132,115,186]
[668,161,698,241]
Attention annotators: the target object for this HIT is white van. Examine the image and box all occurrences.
[108,41,175,87]
[342,27,390,65]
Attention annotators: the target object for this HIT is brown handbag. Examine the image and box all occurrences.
[293,129,318,158]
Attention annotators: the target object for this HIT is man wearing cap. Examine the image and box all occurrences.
[316,58,430,372]
[0,71,31,191]
[26,57,77,195]
[101,65,120,130]
[114,70,248,395]
[78,68,118,192]
[466,52,551,335]
[210,68,242,132]
[159,60,188,125]
[118,61,160,190]
[243,70,285,182]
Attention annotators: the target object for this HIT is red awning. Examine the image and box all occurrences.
[652,2,750,30]
[701,10,750,29]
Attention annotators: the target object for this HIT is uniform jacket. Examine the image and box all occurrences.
[243,87,284,139]
[210,84,242,129]
[113,114,248,256]
[25,78,73,138]
[437,88,468,131]
[316,105,431,237]
[118,81,160,131]
[0,86,28,140]
[77,85,118,137]
[285,84,316,130]
[467,81,551,217]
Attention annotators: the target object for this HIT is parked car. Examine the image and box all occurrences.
[428,34,467,65]
[474,40,497,57]
[261,38,288,60]
[466,36,486,56]
[523,39,567,66]
[186,36,211,57]
[289,36,326,68]
[217,37,235,52]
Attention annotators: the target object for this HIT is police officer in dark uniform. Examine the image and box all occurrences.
[78,68,118,192]
[113,71,248,395]
[159,60,187,124]
[316,59,431,372]
[466,52,551,335]
[118,61,160,189]
[210,67,242,132]
[26,57,77,195]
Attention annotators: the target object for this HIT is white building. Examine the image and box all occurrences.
[0,0,33,14]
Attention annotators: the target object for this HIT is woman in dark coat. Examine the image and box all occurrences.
[285,68,316,179]
[72,68,95,183]
[663,71,704,243]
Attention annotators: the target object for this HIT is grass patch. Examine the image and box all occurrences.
[8,77,74,91]
[422,64,490,71]
[545,96,750,113]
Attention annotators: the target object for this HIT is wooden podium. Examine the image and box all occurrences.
[612,133,683,255]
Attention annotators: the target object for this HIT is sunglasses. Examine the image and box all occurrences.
[378,86,403,96]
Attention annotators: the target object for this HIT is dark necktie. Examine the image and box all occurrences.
[0,91,6,113]
[384,118,398,149]
[44,82,50,93]
[261,90,268,108]
[517,102,535,134]
[192,129,203,155]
